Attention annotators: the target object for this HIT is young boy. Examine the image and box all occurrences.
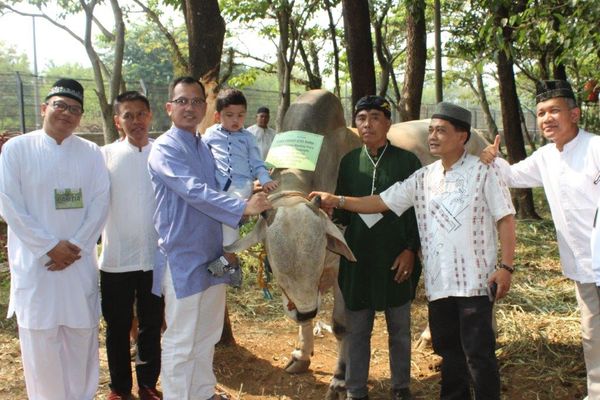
[204,88,278,283]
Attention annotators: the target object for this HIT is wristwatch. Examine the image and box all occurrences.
[498,263,515,274]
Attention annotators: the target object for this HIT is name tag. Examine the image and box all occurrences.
[54,188,83,209]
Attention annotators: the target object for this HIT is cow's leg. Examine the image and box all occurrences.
[284,320,313,374]
[326,281,347,399]
[416,323,432,350]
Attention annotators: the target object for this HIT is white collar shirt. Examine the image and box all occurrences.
[99,140,158,272]
[247,124,276,160]
[380,152,515,301]
[0,130,109,329]
[495,129,600,284]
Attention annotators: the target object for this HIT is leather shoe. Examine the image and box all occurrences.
[139,387,162,400]
[107,390,132,400]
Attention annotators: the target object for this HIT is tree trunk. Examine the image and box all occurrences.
[184,0,225,81]
[476,71,498,143]
[298,40,322,90]
[434,0,443,103]
[372,4,391,98]
[342,0,376,115]
[324,0,341,98]
[519,105,536,151]
[81,0,123,144]
[399,0,426,121]
[276,4,293,131]
[495,6,540,220]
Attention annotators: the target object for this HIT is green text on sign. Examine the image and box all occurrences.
[265,130,324,171]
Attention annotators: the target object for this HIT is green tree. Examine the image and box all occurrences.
[221,0,321,130]
[0,41,31,132]
[1,0,126,143]
[0,41,30,73]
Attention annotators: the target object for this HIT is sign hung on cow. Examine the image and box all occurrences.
[265,130,324,171]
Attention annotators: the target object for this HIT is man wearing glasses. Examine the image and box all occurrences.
[0,78,110,399]
[148,76,271,400]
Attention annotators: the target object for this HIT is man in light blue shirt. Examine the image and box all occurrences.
[148,76,271,400]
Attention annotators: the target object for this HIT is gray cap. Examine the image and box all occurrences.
[431,102,471,132]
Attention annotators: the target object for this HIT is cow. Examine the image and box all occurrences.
[226,89,490,398]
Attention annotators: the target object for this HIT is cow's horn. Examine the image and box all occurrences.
[261,208,278,226]
[311,195,322,208]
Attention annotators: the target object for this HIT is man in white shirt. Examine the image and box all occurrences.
[483,80,600,400]
[247,106,276,160]
[311,102,516,400]
[100,91,163,400]
[0,78,110,400]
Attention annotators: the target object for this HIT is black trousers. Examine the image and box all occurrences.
[100,270,164,394]
[428,296,499,400]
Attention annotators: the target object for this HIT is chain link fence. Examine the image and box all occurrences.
[3,71,576,141]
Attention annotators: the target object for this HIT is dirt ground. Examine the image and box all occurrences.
[0,283,588,400]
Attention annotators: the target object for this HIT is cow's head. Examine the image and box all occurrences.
[226,193,355,322]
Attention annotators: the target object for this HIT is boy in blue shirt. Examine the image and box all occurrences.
[204,88,278,283]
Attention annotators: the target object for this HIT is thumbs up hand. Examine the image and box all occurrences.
[480,135,501,165]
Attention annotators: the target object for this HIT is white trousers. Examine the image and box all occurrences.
[576,282,600,399]
[18,325,99,400]
[222,181,253,246]
[161,265,226,400]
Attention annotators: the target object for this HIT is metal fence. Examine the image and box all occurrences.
[1,71,555,138]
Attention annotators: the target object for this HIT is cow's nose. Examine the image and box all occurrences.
[296,308,318,322]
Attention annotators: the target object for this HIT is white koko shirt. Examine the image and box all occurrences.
[247,124,276,160]
[99,140,158,273]
[494,129,600,284]
[592,197,600,283]
[380,152,515,302]
[0,130,109,329]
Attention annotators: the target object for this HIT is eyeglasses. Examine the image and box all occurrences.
[169,97,206,107]
[49,100,84,116]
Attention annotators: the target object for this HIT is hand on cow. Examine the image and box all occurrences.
[244,192,272,216]
[308,191,338,215]
[391,249,415,283]
[45,240,81,271]
[487,268,512,300]
[480,135,501,165]
[263,180,279,193]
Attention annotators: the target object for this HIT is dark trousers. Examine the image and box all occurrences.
[428,296,499,400]
[100,270,164,394]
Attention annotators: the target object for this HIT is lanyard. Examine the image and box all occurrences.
[363,143,388,195]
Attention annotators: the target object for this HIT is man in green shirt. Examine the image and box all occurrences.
[334,95,421,400]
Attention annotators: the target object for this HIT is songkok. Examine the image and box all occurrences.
[431,102,472,141]
[45,78,84,107]
[432,102,471,131]
[354,95,392,119]
[535,80,576,104]
[256,106,270,114]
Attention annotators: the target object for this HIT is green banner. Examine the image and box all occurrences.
[265,130,324,171]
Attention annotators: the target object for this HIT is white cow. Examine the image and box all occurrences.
[227,89,490,398]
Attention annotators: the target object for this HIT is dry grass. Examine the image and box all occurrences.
[0,189,589,399]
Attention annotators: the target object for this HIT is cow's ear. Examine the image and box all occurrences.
[322,216,356,262]
[224,217,267,253]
